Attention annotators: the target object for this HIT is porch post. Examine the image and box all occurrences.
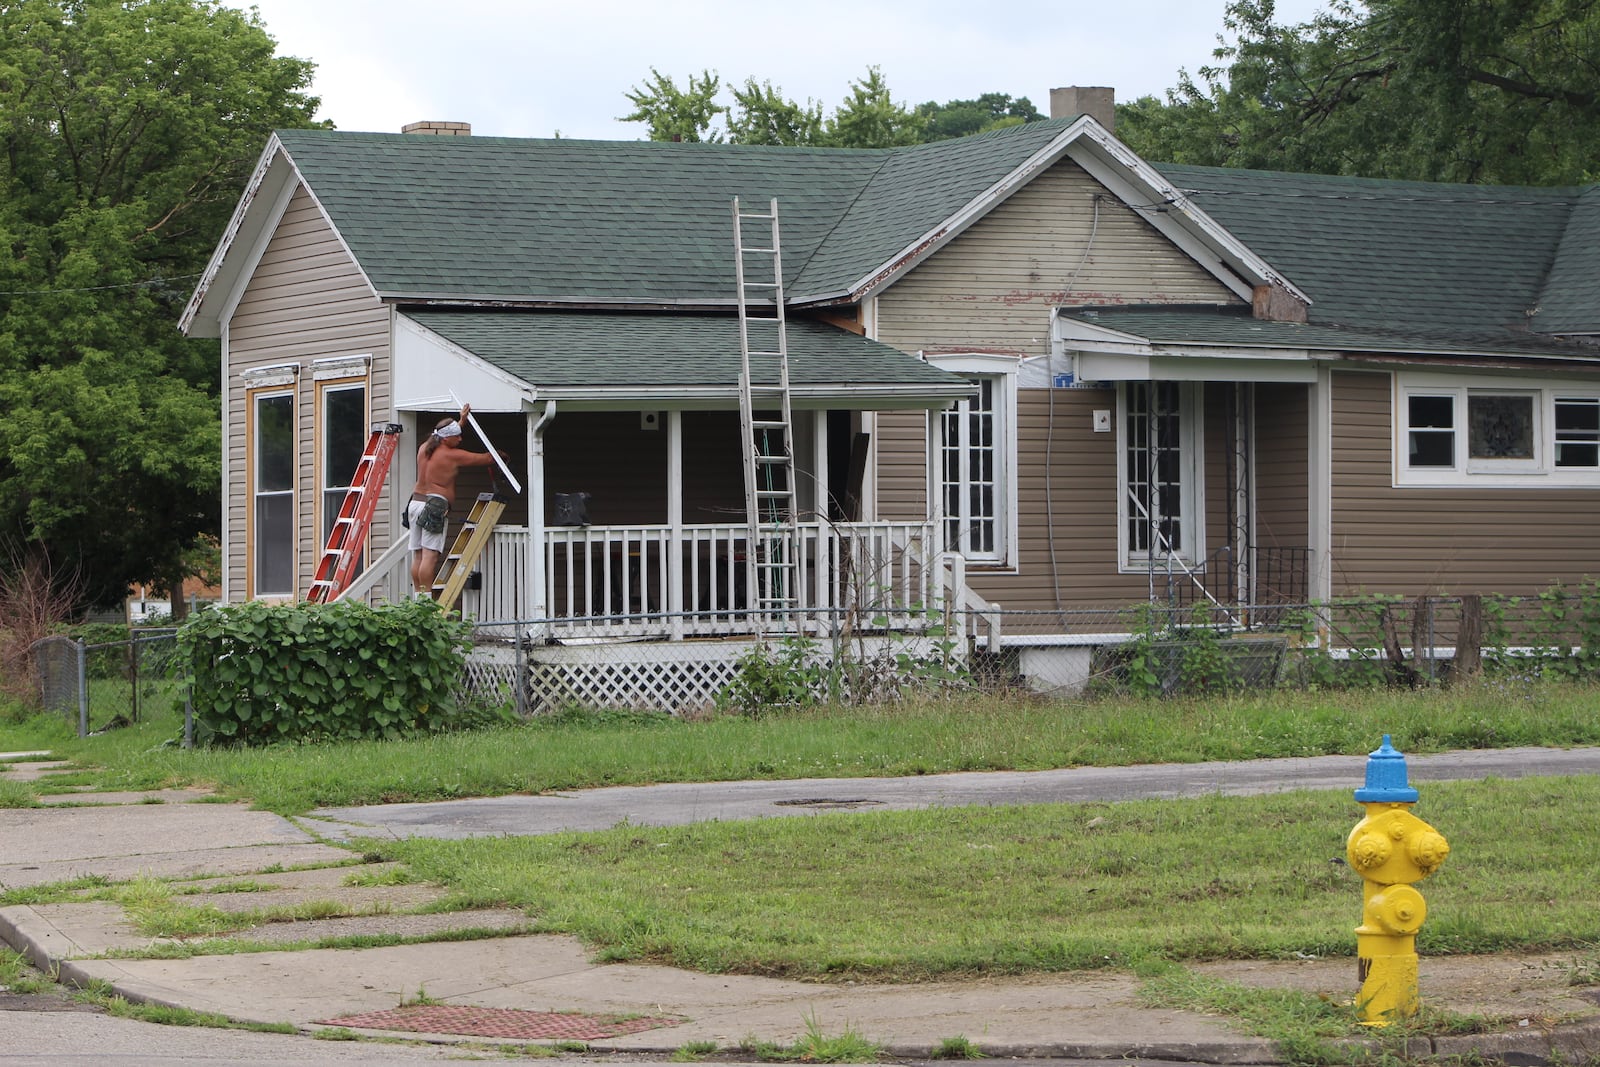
[668,410,684,640]
[528,401,556,630]
[812,409,829,628]
[1308,366,1333,605]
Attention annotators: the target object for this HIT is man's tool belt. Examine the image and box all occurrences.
[417,494,449,535]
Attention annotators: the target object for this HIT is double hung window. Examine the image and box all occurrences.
[251,390,295,596]
[925,354,1017,565]
[1396,376,1600,485]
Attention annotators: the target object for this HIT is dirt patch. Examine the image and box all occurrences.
[1194,952,1600,1023]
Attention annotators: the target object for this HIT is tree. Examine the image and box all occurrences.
[0,0,321,613]
[620,68,727,142]
[1116,0,1600,185]
[823,67,926,148]
[727,78,826,147]
[623,67,1042,148]
[917,92,1044,141]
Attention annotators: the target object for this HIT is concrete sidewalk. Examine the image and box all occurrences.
[3,748,1599,1063]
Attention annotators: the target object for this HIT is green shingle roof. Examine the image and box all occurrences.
[274,121,1070,306]
[1535,185,1600,334]
[1158,164,1587,346]
[1063,305,1600,360]
[403,310,971,393]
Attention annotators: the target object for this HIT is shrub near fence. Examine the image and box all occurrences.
[179,598,473,744]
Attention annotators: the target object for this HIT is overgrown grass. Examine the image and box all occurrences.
[5,683,1600,815]
[0,778,38,808]
[365,775,1600,982]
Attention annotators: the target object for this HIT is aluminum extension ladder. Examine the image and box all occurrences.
[732,197,800,631]
[307,423,404,603]
[430,492,507,612]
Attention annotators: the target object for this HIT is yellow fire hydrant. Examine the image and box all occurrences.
[1346,735,1449,1025]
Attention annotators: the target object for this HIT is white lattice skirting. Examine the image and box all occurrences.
[523,639,755,714]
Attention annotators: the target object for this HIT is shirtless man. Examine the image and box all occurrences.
[408,404,503,593]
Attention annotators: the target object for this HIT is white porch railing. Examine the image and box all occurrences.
[487,522,948,639]
[337,520,992,644]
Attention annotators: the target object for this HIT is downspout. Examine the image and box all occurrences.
[528,400,556,632]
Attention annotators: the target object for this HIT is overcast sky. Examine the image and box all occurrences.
[242,0,1335,141]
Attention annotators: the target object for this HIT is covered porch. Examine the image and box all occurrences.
[356,309,984,643]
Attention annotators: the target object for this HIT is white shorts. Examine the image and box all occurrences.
[407,499,447,552]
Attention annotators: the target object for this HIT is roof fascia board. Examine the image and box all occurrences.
[1075,351,1319,383]
[844,117,1097,301]
[1066,126,1312,306]
[394,314,540,409]
[180,135,289,337]
[536,384,971,410]
[216,162,301,330]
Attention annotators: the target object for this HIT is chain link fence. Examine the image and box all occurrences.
[23,591,1594,736]
[28,629,188,737]
[468,592,1600,711]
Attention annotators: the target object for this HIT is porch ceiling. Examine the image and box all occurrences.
[401,310,974,406]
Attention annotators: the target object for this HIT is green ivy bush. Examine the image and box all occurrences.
[178,598,473,745]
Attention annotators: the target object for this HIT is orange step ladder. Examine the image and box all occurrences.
[307,423,405,603]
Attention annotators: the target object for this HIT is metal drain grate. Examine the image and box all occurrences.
[315,1005,682,1040]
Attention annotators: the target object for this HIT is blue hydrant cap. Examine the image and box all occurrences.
[1354,734,1419,803]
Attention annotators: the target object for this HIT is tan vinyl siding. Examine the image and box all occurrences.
[1255,384,1309,551]
[966,388,1183,610]
[875,411,928,521]
[872,158,1243,613]
[874,158,1236,358]
[226,186,389,600]
[1331,370,1600,596]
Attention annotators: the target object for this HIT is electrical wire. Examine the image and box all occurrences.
[1046,194,1100,622]
[0,273,201,297]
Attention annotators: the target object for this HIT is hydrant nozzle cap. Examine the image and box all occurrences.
[1353,734,1420,803]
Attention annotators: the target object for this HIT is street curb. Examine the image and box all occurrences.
[6,899,1599,1065]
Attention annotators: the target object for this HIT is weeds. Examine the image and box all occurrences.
[740,1013,882,1062]
[930,1034,984,1059]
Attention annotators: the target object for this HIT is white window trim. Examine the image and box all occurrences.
[1393,372,1600,487]
[922,352,1019,569]
[315,376,370,554]
[1116,381,1205,572]
[248,386,296,600]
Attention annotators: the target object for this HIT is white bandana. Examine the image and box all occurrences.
[434,420,462,439]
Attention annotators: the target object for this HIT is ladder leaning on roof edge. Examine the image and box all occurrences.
[430,492,508,612]
[732,197,800,633]
[307,423,405,604]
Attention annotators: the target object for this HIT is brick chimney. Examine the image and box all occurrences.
[401,120,472,136]
[1049,87,1114,133]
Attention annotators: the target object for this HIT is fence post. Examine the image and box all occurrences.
[514,629,528,719]
[75,638,88,738]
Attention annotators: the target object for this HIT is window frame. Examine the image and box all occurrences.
[1393,373,1600,486]
[246,384,297,600]
[923,353,1018,568]
[314,375,371,554]
[1117,380,1204,571]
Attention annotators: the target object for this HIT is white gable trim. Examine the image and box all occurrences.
[843,117,1310,310]
[181,135,383,338]
[216,164,300,330]
[393,313,539,412]
[846,117,1096,301]
[1065,126,1310,306]
[180,136,288,336]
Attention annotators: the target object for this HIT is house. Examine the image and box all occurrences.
[182,90,1600,705]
